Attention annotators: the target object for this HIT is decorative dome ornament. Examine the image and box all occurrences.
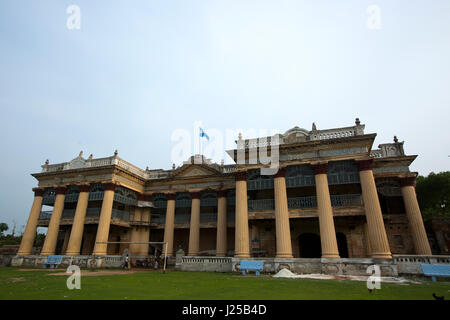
[114,150,118,156]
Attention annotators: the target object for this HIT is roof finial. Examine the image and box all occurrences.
[79,150,83,157]
[355,118,361,125]
[114,149,118,156]
[220,159,224,166]
[238,132,243,140]
[88,154,93,160]
[393,135,398,143]
[45,159,49,165]
[312,122,317,131]
[172,163,176,170]
[146,166,149,171]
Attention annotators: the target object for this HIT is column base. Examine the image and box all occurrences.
[16,251,31,256]
[93,252,107,256]
[40,251,54,256]
[234,254,250,258]
[276,254,294,258]
[371,253,392,259]
[322,254,340,259]
[65,251,80,256]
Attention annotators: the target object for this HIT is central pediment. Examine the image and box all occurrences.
[171,164,221,178]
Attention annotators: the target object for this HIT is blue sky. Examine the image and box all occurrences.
[0,1,449,233]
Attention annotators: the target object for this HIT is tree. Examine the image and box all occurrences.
[0,223,8,237]
[416,171,450,221]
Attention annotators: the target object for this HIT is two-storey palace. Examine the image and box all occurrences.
[16,118,432,264]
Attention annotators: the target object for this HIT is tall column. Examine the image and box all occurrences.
[129,206,142,256]
[17,188,45,256]
[273,168,293,258]
[216,190,228,256]
[357,159,392,259]
[235,172,250,258]
[188,192,201,256]
[139,196,151,256]
[399,176,432,255]
[311,163,340,258]
[66,185,90,256]
[163,193,176,257]
[41,187,67,256]
[93,183,116,256]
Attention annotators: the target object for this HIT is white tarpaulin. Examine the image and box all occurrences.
[137,200,154,208]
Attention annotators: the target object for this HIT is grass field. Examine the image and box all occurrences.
[0,267,449,300]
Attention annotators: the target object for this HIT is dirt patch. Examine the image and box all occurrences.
[48,270,138,276]
[8,277,25,282]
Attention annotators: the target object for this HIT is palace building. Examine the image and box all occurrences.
[16,118,432,266]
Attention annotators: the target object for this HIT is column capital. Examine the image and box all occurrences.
[190,192,201,199]
[166,193,176,200]
[356,159,374,172]
[311,162,328,175]
[32,188,45,197]
[103,183,117,191]
[55,187,67,195]
[235,171,248,181]
[217,189,228,198]
[77,184,90,192]
[398,176,416,187]
[273,167,286,178]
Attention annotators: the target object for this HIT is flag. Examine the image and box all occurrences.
[199,127,210,141]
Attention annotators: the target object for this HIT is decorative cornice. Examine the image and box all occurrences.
[190,192,201,199]
[398,176,416,188]
[167,193,176,200]
[235,171,248,181]
[273,167,286,178]
[33,188,45,197]
[55,187,67,195]
[311,163,328,175]
[356,159,374,172]
[103,183,117,191]
[78,185,90,192]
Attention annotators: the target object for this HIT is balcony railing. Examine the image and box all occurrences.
[288,196,317,209]
[330,194,363,206]
[248,194,363,211]
[111,209,130,221]
[200,198,218,206]
[285,176,315,188]
[39,211,52,220]
[175,214,190,223]
[151,214,165,224]
[200,213,218,222]
[38,207,131,222]
[247,179,274,190]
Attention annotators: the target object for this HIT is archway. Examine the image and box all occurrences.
[336,232,349,258]
[298,233,321,258]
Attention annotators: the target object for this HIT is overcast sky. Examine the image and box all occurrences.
[0,1,449,233]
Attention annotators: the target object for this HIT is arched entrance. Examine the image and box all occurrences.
[336,232,349,258]
[298,233,321,258]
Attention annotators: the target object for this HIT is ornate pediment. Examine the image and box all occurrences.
[64,151,86,170]
[172,165,220,178]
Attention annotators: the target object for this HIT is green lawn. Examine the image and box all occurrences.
[0,267,449,300]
